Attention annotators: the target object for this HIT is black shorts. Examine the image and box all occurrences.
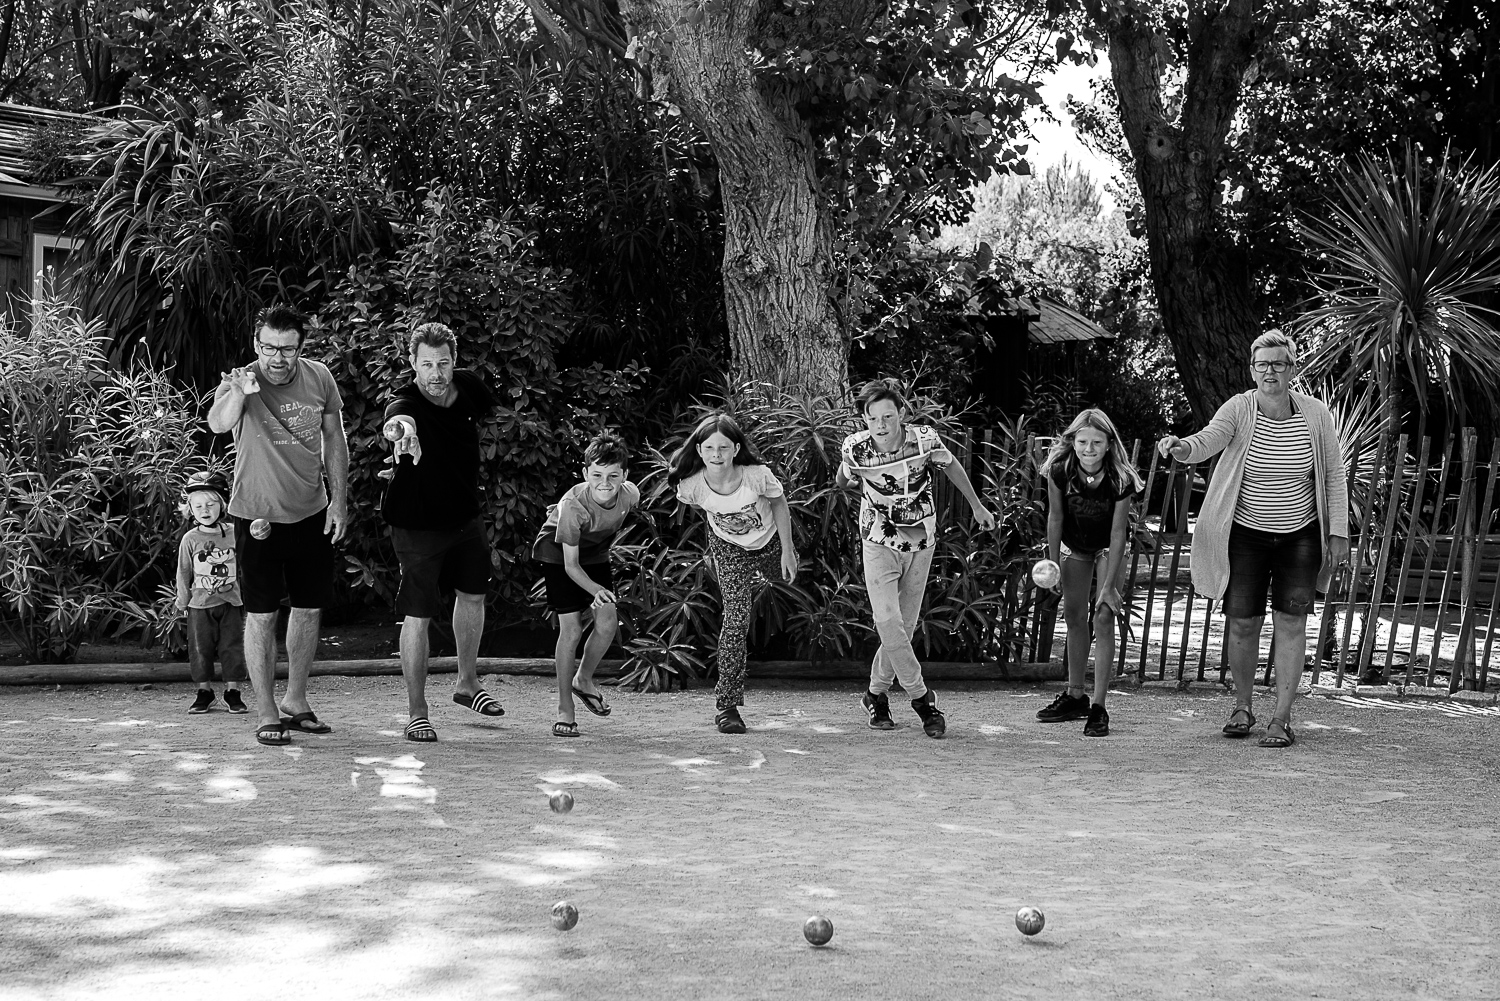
[235,510,335,614]
[541,561,613,615]
[391,517,493,618]
[1222,520,1322,618]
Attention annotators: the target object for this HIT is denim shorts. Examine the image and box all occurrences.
[1222,520,1321,618]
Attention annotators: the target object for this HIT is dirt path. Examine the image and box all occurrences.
[1,676,1496,1000]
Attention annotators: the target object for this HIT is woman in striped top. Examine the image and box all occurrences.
[1156,331,1350,748]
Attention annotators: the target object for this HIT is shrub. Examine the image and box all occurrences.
[0,294,217,662]
[313,187,646,612]
[605,384,1047,691]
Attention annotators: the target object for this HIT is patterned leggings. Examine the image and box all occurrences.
[707,533,783,711]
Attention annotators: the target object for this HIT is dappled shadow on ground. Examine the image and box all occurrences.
[2,676,1498,1000]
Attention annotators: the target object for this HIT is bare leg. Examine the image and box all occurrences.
[1268,610,1309,724]
[573,605,619,696]
[554,613,583,724]
[1226,614,1265,713]
[1091,557,1121,706]
[1060,556,1093,700]
[1091,604,1115,706]
[243,611,280,728]
[400,615,432,722]
[278,607,321,716]
[451,591,486,698]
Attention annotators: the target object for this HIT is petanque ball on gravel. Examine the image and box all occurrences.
[549,791,574,814]
[1015,906,1045,936]
[803,915,834,946]
[551,900,579,931]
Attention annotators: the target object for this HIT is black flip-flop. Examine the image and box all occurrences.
[405,717,438,742]
[280,710,332,734]
[256,722,291,746]
[552,720,580,738]
[571,686,611,717]
[453,690,505,717]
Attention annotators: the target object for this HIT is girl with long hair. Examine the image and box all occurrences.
[668,412,797,733]
[1035,408,1143,736]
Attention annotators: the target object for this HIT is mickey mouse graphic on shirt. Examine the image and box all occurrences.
[192,545,238,595]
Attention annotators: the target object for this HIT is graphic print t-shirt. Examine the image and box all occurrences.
[175,524,242,609]
[675,465,784,551]
[841,425,953,552]
[1050,464,1134,554]
[381,370,494,530]
[532,481,642,565]
[228,358,343,523]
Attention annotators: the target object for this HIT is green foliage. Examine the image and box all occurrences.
[604,384,1047,691]
[0,293,216,662]
[73,94,396,386]
[65,0,725,413]
[313,188,646,610]
[334,0,727,419]
[1294,146,1500,440]
[747,0,1050,256]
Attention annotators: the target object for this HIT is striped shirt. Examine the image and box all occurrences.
[1233,410,1317,531]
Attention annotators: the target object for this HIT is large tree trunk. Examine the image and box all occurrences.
[616,0,848,398]
[1089,0,1276,423]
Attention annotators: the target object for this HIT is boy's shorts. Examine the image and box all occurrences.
[390,517,493,619]
[541,561,613,615]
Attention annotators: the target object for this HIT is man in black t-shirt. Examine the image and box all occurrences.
[382,322,502,742]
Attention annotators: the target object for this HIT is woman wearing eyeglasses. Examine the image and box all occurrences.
[1156,330,1349,748]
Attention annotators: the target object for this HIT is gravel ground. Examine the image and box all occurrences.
[1,675,1496,1000]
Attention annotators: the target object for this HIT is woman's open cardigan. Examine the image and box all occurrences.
[1179,389,1350,601]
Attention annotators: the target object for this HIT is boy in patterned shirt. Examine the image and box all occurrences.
[837,380,996,737]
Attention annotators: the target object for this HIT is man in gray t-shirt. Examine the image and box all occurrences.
[208,304,349,747]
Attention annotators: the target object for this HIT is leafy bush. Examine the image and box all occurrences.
[605,384,1047,691]
[313,188,645,612]
[0,294,217,661]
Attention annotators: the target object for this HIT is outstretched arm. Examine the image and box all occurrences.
[207,369,256,434]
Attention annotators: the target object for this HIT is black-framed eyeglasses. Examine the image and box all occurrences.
[1251,360,1292,373]
[256,341,301,358]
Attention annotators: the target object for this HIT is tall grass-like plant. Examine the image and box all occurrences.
[0,293,217,662]
[1295,146,1500,443]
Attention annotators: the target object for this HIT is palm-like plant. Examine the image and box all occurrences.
[1294,145,1500,444]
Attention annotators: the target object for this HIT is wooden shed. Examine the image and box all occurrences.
[0,103,90,317]
[973,295,1115,415]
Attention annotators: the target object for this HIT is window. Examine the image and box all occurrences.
[31,233,81,303]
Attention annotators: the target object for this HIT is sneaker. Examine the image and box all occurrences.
[862,691,897,730]
[1083,703,1109,737]
[1036,691,1090,723]
[715,706,747,734]
[223,689,248,714]
[910,691,946,739]
[188,689,215,714]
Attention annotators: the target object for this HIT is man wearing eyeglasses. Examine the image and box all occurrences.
[208,304,349,746]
